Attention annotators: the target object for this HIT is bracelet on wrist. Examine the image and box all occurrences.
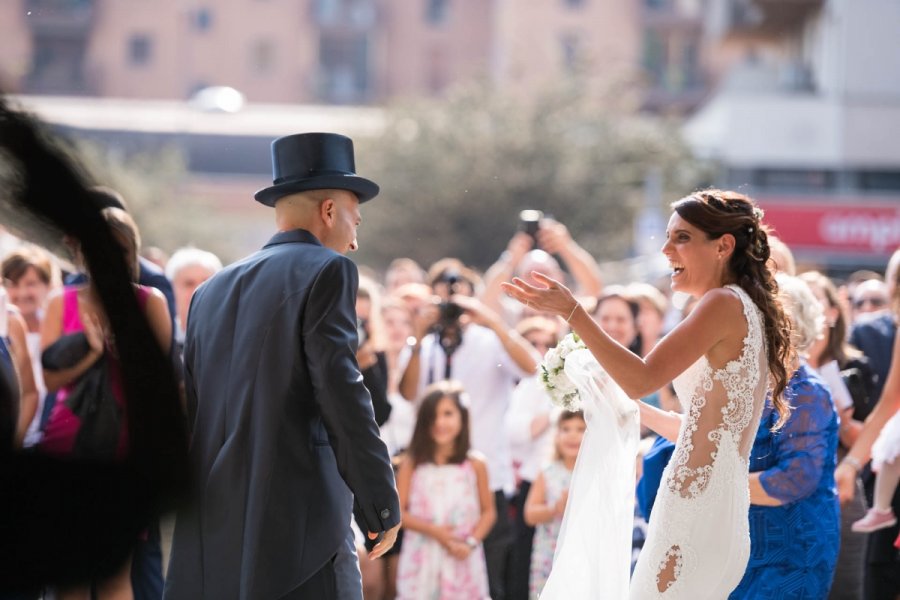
[842,455,863,472]
[406,336,420,349]
[565,302,579,323]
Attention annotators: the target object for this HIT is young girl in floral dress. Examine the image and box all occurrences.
[524,410,586,599]
[395,381,496,600]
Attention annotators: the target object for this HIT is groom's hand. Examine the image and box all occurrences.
[367,523,401,560]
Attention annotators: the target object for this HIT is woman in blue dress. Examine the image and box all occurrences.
[730,273,841,599]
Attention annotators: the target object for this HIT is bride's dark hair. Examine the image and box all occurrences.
[672,189,793,428]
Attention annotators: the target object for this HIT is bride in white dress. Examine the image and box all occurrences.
[503,190,794,598]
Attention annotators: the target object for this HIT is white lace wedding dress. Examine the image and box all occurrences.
[541,284,769,599]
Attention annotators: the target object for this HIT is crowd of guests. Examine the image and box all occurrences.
[1,188,899,600]
[0,187,219,600]
[331,221,900,600]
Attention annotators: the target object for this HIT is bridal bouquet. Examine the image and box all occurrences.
[540,332,587,410]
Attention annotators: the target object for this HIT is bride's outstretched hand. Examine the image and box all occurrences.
[501,271,579,319]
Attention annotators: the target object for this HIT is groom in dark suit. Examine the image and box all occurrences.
[164,133,401,600]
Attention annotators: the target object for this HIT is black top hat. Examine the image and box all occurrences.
[254,132,379,207]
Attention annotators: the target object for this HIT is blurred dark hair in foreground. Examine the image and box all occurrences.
[0,96,188,591]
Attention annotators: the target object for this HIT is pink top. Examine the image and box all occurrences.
[39,285,152,460]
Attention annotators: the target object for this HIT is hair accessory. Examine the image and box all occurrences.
[752,207,765,220]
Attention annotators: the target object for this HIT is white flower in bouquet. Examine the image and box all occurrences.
[540,332,587,410]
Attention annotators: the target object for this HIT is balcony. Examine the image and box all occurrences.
[312,0,377,31]
[25,0,94,37]
[705,0,822,39]
[752,0,823,33]
[23,35,96,96]
[642,0,705,32]
[684,77,900,170]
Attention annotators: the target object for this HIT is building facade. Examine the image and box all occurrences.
[685,0,900,271]
[2,0,704,112]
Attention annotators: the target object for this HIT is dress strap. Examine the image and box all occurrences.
[725,284,763,336]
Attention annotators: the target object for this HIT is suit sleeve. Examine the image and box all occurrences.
[362,352,392,427]
[303,255,401,533]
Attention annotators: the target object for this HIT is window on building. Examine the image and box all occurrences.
[27,37,89,93]
[861,171,900,191]
[251,40,276,74]
[427,47,446,93]
[128,34,152,66]
[757,169,835,191]
[425,0,448,25]
[561,35,579,73]
[642,30,666,86]
[318,32,371,103]
[315,0,340,24]
[192,8,213,32]
[682,38,701,89]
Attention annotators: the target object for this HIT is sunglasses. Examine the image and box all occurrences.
[853,297,887,310]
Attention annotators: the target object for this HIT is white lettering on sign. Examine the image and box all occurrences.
[820,211,900,253]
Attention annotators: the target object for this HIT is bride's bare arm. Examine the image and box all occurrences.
[504,273,742,399]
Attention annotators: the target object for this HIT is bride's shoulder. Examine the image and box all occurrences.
[691,287,745,324]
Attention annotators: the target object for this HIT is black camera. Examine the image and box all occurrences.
[519,209,544,246]
[432,270,465,357]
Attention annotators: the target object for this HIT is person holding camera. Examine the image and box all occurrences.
[356,276,392,428]
[399,260,540,600]
[482,214,603,326]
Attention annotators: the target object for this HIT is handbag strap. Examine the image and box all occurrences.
[62,287,83,334]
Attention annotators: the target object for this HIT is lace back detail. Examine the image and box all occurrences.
[633,285,768,597]
[666,284,766,499]
[656,545,684,593]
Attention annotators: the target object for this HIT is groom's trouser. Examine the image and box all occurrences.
[484,491,513,600]
[281,529,360,600]
[334,528,363,599]
[281,558,337,600]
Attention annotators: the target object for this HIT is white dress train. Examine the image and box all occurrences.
[538,348,641,599]
[542,284,769,599]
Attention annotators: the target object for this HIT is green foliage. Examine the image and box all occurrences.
[354,78,705,272]
[73,141,249,264]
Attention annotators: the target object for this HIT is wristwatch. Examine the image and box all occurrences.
[465,535,479,549]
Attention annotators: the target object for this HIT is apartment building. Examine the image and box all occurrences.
[685,0,900,270]
[2,0,705,111]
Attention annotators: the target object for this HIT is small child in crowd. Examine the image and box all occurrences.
[524,409,586,599]
[395,381,496,600]
[852,409,900,533]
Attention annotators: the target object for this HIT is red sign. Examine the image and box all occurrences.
[758,198,900,256]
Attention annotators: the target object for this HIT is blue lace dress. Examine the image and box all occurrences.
[730,364,841,599]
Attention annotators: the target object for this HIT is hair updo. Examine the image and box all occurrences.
[671,189,794,428]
